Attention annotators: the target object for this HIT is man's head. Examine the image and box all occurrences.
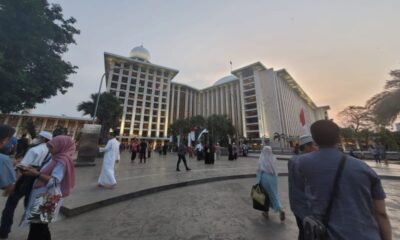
[0,125,15,149]
[264,138,270,146]
[38,131,53,144]
[299,135,317,153]
[310,120,340,148]
[109,131,118,139]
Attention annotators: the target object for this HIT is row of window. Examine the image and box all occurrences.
[121,130,166,138]
[113,62,171,77]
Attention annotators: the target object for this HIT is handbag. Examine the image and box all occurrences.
[251,180,270,212]
[303,154,347,240]
[27,179,62,224]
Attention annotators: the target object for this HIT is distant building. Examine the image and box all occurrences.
[0,113,90,138]
[395,122,400,132]
[105,46,329,146]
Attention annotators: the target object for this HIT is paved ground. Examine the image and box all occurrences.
[5,177,400,240]
[1,152,399,239]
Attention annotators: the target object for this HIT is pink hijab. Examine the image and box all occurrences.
[34,135,76,197]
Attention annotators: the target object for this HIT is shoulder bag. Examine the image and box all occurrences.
[303,154,347,240]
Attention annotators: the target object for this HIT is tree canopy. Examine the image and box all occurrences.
[367,69,400,125]
[168,114,235,146]
[0,0,79,112]
[338,105,375,132]
[77,92,123,140]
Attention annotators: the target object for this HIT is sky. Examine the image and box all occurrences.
[34,0,400,122]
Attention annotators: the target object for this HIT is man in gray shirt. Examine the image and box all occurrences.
[288,135,317,240]
[297,120,392,239]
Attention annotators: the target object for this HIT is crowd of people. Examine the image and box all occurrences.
[0,120,394,239]
[257,120,393,239]
[0,124,76,240]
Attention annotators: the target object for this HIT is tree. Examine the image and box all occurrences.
[338,106,374,133]
[0,0,80,112]
[339,106,376,149]
[367,69,400,125]
[77,93,123,140]
[206,114,235,146]
[273,132,287,152]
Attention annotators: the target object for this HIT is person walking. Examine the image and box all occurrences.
[0,131,52,239]
[139,140,147,163]
[233,143,239,160]
[147,141,152,159]
[130,138,139,163]
[256,145,285,221]
[15,134,29,159]
[288,135,317,240]
[0,125,16,199]
[176,142,191,171]
[19,135,76,240]
[215,143,221,161]
[298,120,392,240]
[98,132,120,188]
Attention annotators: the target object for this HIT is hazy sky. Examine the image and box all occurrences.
[34,0,400,121]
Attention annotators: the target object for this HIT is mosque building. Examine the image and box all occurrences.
[104,46,329,146]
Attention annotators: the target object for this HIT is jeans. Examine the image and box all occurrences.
[295,214,305,240]
[0,181,30,236]
[177,154,189,170]
[28,223,51,240]
[139,152,146,163]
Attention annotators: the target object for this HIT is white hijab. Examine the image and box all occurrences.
[258,146,278,176]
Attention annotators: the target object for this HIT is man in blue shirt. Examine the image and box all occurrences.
[288,135,317,240]
[298,120,392,240]
[0,125,16,194]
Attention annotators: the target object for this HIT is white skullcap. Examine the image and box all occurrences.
[299,135,313,146]
[39,131,53,140]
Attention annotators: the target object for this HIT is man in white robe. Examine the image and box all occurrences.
[98,132,120,188]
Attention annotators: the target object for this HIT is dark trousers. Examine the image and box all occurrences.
[139,151,146,163]
[177,154,189,170]
[147,150,151,158]
[0,183,30,235]
[28,223,51,240]
[131,151,137,161]
[295,215,305,240]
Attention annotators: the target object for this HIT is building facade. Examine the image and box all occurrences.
[105,46,329,146]
[0,113,90,138]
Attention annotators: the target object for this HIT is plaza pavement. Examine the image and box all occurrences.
[1,152,399,239]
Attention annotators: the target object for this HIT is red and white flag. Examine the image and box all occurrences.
[299,108,306,127]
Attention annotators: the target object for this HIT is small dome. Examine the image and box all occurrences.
[129,45,150,62]
[213,75,237,86]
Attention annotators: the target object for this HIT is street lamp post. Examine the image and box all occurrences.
[92,72,107,123]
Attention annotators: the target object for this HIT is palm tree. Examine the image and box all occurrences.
[367,69,400,125]
[77,92,123,141]
[273,132,286,152]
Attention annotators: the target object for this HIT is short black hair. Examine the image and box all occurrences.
[299,142,314,152]
[110,131,118,137]
[310,120,340,147]
[0,125,15,141]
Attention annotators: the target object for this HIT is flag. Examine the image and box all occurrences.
[197,128,208,140]
[299,108,305,127]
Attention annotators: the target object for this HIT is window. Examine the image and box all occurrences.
[152,110,158,116]
[246,117,258,124]
[147,82,153,88]
[144,109,150,115]
[247,132,259,139]
[246,125,259,131]
[142,131,148,137]
[245,103,257,110]
[245,96,256,102]
[138,88,144,93]
[144,116,149,122]
[119,92,125,97]
[147,89,152,94]
[137,94,143,100]
[139,81,145,87]
[243,78,254,85]
[246,109,258,117]
[120,84,127,90]
[112,75,119,81]
[140,74,146,79]
[135,116,141,121]
[153,103,159,108]
[149,69,154,74]
[243,83,255,91]
[146,96,151,101]
[111,83,117,89]
[151,131,156,137]
[244,90,256,97]
[123,70,129,76]
[152,117,158,122]
[132,64,138,70]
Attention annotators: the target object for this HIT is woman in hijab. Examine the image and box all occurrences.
[20,135,76,240]
[256,145,285,221]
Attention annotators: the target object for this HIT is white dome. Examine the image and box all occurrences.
[213,75,237,86]
[129,45,151,62]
